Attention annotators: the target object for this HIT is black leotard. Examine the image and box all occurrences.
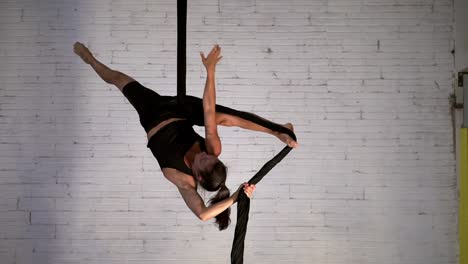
[147,119,206,175]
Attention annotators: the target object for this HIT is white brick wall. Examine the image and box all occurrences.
[0,0,457,263]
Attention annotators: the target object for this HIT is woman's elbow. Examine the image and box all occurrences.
[198,212,211,222]
[196,208,211,221]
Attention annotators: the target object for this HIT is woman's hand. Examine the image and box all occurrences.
[243,182,256,199]
[200,44,223,72]
[232,182,256,202]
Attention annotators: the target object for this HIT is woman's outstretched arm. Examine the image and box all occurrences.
[200,44,223,156]
[177,183,255,221]
[178,186,234,221]
[199,44,297,148]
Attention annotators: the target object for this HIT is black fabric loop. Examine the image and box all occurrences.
[176,1,296,263]
[179,97,297,264]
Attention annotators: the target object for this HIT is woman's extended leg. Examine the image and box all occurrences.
[73,42,135,92]
[217,112,298,148]
[182,97,298,148]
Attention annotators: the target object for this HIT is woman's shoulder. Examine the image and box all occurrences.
[162,168,197,190]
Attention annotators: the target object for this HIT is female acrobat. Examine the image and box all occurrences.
[73,42,297,230]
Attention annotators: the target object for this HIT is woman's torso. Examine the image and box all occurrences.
[146,118,206,178]
[146,117,185,141]
[150,119,198,189]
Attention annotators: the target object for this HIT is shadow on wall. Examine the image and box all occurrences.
[0,1,93,263]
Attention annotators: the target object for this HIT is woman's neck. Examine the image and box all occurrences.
[184,141,201,169]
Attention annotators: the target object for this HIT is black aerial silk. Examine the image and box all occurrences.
[177,1,297,263]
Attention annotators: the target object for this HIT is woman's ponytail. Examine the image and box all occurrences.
[198,159,230,230]
[209,184,231,230]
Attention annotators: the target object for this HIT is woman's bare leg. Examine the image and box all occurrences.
[73,42,135,92]
[217,112,298,148]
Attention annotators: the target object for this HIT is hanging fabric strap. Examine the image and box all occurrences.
[175,2,297,263]
[216,105,297,264]
[215,106,297,264]
[231,146,294,264]
[178,96,297,264]
[177,0,187,105]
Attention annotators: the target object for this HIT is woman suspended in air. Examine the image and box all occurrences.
[73,42,298,230]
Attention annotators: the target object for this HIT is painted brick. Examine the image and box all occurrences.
[0,0,457,263]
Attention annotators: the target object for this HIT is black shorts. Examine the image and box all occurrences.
[122,81,205,134]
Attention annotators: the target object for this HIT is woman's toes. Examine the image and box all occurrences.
[280,123,297,147]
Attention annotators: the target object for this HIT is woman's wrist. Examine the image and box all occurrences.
[230,191,239,204]
[206,71,215,79]
[205,67,216,74]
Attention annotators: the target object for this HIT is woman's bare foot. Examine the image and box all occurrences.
[73,42,94,64]
[277,123,298,148]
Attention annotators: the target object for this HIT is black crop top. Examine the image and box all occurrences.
[146,119,206,175]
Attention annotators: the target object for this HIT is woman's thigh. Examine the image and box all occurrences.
[122,81,162,114]
[122,81,174,132]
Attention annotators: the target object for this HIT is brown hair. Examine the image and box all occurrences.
[198,160,230,230]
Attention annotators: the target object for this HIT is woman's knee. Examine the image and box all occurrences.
[113,71,135,91]
[216,112,235,126]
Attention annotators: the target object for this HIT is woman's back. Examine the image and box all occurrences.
[147,119,206,176]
